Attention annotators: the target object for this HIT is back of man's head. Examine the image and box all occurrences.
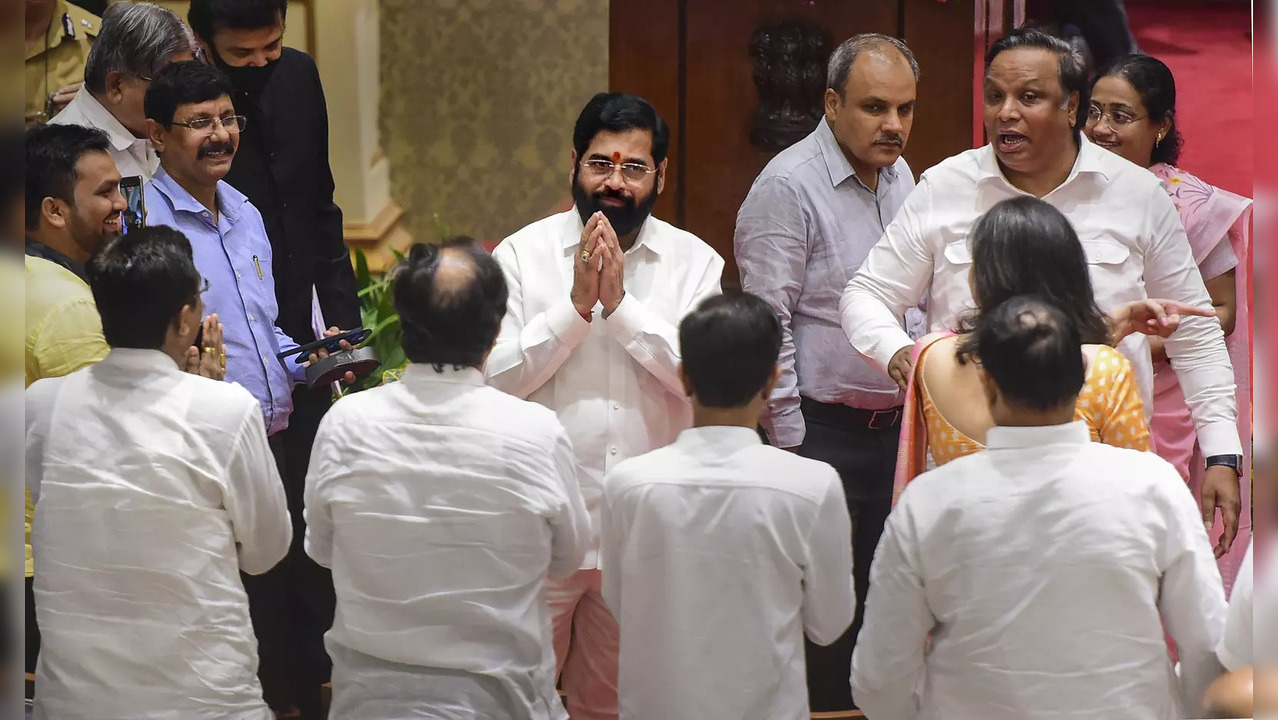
[971,295,1084,413]
[85,2,196,96]
[392,239,508,371]
[679,292,781,409]
[24,124,112,234]
[87,225,202,350]
[144,60,234,128]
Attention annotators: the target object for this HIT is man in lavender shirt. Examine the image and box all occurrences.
[142,59,353,719]
[733,33,920,712]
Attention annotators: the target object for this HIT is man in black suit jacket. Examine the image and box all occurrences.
[188,2,359,718]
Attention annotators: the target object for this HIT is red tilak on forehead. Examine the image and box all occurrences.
[611,151,621,163]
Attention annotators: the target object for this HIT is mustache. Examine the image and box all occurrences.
[198,142,235,159]
[874,134,904,145]
[593,188,634,203]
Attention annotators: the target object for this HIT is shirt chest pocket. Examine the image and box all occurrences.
[1080,241,1138,301]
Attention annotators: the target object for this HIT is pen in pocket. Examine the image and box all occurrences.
[253,255,263,279]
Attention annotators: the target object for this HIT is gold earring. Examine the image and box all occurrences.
[1156,132,1164,144]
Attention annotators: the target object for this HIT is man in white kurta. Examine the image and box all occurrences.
[25,226,291,719]
[851,295,1226,720]
[601,293,854,720]
[840,29,1242,554]
[485,92,723,718]
[306,241,591,719]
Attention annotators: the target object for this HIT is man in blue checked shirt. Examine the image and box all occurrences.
[141,59,356,719]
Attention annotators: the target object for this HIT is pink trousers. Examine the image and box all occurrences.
[545,568,619,720]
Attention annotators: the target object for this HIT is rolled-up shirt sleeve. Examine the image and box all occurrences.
[1142,185,1241,456]
[734,177,810,448]
[840,178,936,373]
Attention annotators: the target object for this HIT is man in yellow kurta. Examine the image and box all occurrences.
[25,0,99,128]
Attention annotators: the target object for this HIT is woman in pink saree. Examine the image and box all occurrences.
[1086,55,1252,592]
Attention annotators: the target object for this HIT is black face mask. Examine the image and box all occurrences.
[211,48,279,96]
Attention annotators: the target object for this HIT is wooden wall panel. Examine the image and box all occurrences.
[609,0,682,228]
[903,0,980,176]
[682,0,898,288]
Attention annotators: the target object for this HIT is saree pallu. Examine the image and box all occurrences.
[1149,163,1253,595]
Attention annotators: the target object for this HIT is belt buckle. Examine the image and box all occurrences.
[869,408,900,430]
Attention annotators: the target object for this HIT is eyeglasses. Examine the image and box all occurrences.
[580,158,658,184]
[172,115,248,135]
[199,277,211,294]
[1086,105,1147,127]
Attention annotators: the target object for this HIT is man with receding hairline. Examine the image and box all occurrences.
[306,239,589,719]
[734,32,919,710]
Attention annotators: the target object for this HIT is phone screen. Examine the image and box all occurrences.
[120,176,145,234]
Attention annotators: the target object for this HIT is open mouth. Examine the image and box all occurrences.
[1092,138,1120,149]
[103,214,122,231]
[997,132,1028,152]
[201,147,234,161]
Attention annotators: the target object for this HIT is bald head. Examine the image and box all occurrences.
[391,238,509,371]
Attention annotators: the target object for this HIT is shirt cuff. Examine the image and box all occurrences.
[286,357,307,383]
[603,292,646,343]
[764,406,806,449]
[547,297,593,347]
[1197,421,1245,457]
[871,333,915,375]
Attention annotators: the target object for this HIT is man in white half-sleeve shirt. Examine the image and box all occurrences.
[486,92,723,719]
[851,296,1226,720]
[601,293,854,720]
[305,240,589,719]
[26,226,290,720]
[840,27,1243,557]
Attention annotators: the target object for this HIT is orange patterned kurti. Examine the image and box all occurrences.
[920,344,1150,466]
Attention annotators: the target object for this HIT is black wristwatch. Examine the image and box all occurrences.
[1204,454,1243,478]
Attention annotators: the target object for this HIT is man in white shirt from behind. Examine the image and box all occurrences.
[851,295,1227,720]
[840,27,1243,557]
[601,293,855,720]
[306,240,590,719]
[486,92,723,719]
[50,2,195,181]
[26,226,291,720]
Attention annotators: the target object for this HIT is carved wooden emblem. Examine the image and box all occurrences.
[748,21,831,153]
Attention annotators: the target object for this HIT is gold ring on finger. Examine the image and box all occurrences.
[581,250,591,262]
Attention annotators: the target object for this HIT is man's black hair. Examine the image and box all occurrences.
[188,0,287,44]
[144,60,235,128]
[87,225,203,349]
[679,292,782,408]
[24,124,112,232]
[572,93,670,165]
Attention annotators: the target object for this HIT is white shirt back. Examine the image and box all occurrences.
[851,422,1227,720]
[25,349,290,720]
[601,426,855,720]
[486,210,724,567]
[304,365,590,719]
[50,89,159,181]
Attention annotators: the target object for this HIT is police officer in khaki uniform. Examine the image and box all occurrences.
[25,0,99,128]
